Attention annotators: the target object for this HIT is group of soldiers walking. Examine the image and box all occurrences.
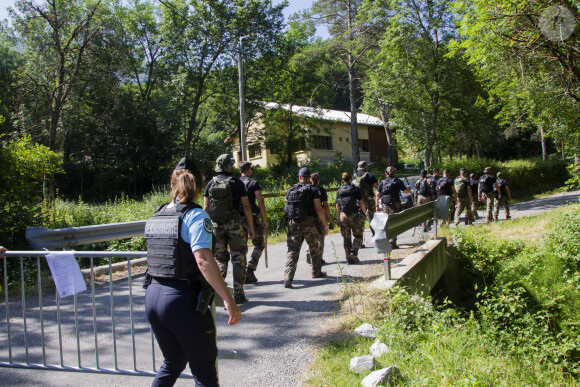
[414,166,512,227]
[204,153,512,301]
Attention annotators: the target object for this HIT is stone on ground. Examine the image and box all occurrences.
[370,339,391,358]
[349,355,375,373]
[354,323,377,338]
[361,366,402,387]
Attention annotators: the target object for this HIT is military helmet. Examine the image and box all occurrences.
[385,166,396,175]
[215,154,235,172]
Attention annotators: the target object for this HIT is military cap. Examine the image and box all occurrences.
[386,166,396,175]
[298,167,311,177]
[358,160,368,169]
[215,154,235,172]
[484,166,492,174]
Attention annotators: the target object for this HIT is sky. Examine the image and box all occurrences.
[0,0,325,37]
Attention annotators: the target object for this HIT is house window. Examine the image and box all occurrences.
[248,143,262,158]
[359,139,370,152]
[313,135,333,150]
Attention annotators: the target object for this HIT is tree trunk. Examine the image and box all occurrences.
[540,126,547,161]
[379,108,395,166]
[348,54,360,172]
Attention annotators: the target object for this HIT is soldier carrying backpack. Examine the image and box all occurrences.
[478,166,502,223]
[336,172,367,264]
[494,171,512,221]
[353,161,379,236]
[375,166,411,249]
[414,169,433,232]
[283,167,328,289]
[453,168,474,227]
[203,154,254,304]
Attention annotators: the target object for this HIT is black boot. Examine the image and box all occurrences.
[245,268,258,284]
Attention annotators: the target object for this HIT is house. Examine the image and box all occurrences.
[227,102,393,167]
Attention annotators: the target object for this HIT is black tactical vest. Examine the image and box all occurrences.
[338,184,359,215]
[145,202,202,279]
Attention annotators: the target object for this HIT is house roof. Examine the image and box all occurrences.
[260,102,384,127]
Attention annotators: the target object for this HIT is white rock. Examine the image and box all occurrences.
[361,366,402,387]
[354,323,377,338]
[370,339,391,358]
[349,355,375,373]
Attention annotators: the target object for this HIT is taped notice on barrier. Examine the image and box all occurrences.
[45,252,87,298]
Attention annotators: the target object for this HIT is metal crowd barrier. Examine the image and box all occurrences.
[371,196,450,279]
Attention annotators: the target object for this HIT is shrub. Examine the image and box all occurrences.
[544,204,580,273]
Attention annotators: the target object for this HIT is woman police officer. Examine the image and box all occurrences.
[144,157,241,387]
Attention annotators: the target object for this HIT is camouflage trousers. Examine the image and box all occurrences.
[441,196,456,225]
[241,215,265,271]
[455,197,473,226]
[416,195,432,230]
[284,216,323,282]
[363,196,376,236]
[213,218,247,298]
[494,195,510,220]
[306,233,325,264]
[380,202,401,245]
[481,191,495,223]
[471,200,480,219]
[340,212,363,262]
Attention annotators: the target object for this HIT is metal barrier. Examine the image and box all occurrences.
[370,196,450,279]
[0,250,171,377]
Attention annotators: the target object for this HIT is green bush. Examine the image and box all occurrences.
[545,204,580,272]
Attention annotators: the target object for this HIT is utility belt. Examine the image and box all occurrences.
[144,273,215,316]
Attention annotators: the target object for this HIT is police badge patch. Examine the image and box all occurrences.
[203,218,213,233]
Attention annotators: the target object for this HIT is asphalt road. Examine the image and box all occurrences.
[2,190,578,386]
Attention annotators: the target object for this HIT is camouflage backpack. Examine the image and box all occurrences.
[454,177,468,198]
[353,171,371,196]
[208,176,235,224]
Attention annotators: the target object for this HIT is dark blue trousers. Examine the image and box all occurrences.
[145,279,218,387]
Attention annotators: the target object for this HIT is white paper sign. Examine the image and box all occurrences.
[45,252,87,298]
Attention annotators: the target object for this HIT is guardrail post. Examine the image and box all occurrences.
[383,253,391,279]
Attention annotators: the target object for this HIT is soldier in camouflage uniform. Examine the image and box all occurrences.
[336,172,366,264]
[478,166,502,223]
[353,161,379,237]
[283,167,328,289]
[494,172,512,221]
[469,173,480,220]
[454,168,474,226]
[375,166,411,249]
[204,154,254,304]
[238,161,268,284]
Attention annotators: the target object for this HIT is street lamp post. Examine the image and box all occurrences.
[238,35,249,162]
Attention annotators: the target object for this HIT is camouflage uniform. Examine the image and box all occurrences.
[284,217,324,282]
[241,215,265,271]
[454,177,472,226]
[494,195,510,220]
[481,191,495,222]
[340,212,364,263]
[213,217,246,298]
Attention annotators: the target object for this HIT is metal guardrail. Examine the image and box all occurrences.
[370,196,450,279]
[26,222,146,250]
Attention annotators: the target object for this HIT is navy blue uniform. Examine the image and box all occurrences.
[145,204,217,387]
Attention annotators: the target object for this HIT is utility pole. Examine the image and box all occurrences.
[238,35,249,161]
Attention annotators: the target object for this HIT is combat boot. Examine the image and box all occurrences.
[312,271,327,279]
[234,293,247,304]
[245,268,258,284]
[284,280,293,288]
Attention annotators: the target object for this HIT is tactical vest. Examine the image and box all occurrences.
[437,177,453,196]
[353,171,372,196]
[145,202,201,279]
[380,177,398,205]
[337,184,359,215]
[479,174,494,192]
[208,176,235,224]
[416,178,431,196]
[454,177,468,198]
[496,178,508,196]
[285,183,311,220]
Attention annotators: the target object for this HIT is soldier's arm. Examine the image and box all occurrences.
[203,197,210,212]
[359,198,367,214]
[506,186,512,201]
[241,196,255,238]
[323,201,333,226]
[335,202,341,227]
[255,190,268,231]
[313,198,328,236]
[375,188,381,210]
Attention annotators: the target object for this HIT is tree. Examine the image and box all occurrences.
[159,0,285,158]
[311,0,387,169]
[365,0,457,168]
[453,0,580,160]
